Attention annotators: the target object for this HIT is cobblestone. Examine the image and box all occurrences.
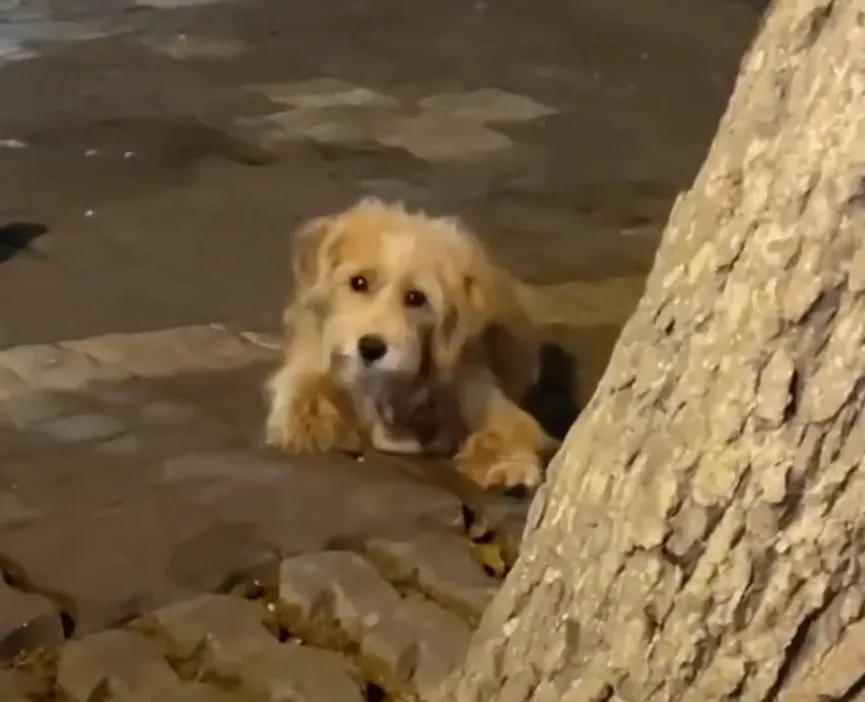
[244,80,555,162]
[32,412,127,443]
[148,595,364,702]
[146,595,277,664]
[61,326,277,384]
[0,297,635,697]
[0,344,106,394]
[1,541,501,701]
[278,551,471,697]
[57,633,251,702]
[361,532,499,623]
[0,393,71,429]
[0,326,277,399]
[56,629,179,701]
[418,89,557,123]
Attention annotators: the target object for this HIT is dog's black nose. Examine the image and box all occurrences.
[358,335,388,364]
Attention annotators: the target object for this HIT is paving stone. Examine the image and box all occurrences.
[0,580,65,661]
[148,594,274,663]
[32,412,127,443]
[388,594,471,699]
[55,634,248,701]
[138,400,199,425]
[62,326,274,380]
[378,111,514,162]
[246,98,521,161]
[222,641,365,702]
[0,492,223,635]
[253,78,399,109]
[279,551,401,634]
[0,391,71,430]
[418,88,558,123]
[278,551,471,695]
[249,104,404,147]
[170,446,465,559]
[362,532,498,622]
[151,594,364,702]
[0,328,275,397]
[56,629,178,701]
[0,343,104,393]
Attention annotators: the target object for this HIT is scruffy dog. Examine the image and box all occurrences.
[264,198,558,490]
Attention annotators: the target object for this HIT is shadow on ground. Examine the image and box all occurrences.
[0,222,49,264]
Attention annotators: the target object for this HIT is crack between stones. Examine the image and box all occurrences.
[324,534,491,629]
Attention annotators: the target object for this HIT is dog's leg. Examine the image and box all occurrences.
[455,368,558,490]
[265,337,361,454]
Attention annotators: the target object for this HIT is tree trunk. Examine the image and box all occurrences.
[439,1,865,700]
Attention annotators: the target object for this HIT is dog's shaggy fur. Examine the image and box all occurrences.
[264,198,557,490]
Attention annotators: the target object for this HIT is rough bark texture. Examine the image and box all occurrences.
[438,1,865,700]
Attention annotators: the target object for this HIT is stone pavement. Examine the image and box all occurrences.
[0,276,641,701]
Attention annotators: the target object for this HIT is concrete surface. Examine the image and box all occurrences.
[0,0,760,347]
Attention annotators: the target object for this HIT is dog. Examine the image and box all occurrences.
[264,197,558,490]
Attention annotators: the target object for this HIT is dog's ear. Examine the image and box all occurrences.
[428,224,500,375]
[289,215,340,303]
[431,271,491,376]
[433,259,539,396]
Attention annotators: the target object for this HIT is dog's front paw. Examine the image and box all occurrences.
[266,383,358,454]
[456,431,544,491]
[484,450,544,491]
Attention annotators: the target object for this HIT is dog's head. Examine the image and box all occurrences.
[288,198,502,389]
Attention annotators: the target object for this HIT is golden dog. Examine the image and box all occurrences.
[264,197,557,490]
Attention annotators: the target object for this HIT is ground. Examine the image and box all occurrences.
[0,0,761,698]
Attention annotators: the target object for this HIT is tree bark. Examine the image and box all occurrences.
[439,1,865,700]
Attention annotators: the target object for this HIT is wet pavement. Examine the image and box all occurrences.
[0,0,764,697]
[0,0,760,346]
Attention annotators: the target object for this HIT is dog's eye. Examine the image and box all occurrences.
[349,275,369,293]
[404,289,427,308]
